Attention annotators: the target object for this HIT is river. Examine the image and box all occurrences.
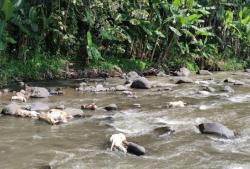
[1,72,250,169]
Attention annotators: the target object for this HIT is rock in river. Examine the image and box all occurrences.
[198,122,235,139]
[153,126,175,136]
[28,87,50,98]
[197,70,212,75]
[127,142,146,156]
[175,77,193,84]
[104,104,118,111]
[173,67,190,77]
[1,103,21,115]
[131,77,151,89]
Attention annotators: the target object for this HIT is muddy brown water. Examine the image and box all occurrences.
[1,72,250,169]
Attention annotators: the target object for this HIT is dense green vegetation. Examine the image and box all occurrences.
[0,0,250,85]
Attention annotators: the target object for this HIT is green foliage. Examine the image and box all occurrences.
[0,52,65,86]
[1,0,250,84]
[89,56,150,72]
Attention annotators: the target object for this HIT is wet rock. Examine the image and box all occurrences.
[127,142,146,156]
[175,77,193,84]
[64,108,84,117]
[223,85,234,93]
[166,101,186,108]
[115,85,128,91]
[198,122,235,139]
[1,103,21,115]
[81,103,97,110]
[198,70,212,75]
[153,126,175,136]
[28,87,50,98]
[25,102,50,111]
[143,68,159,76]
[173,67,190,77]
[105,104,118,111]
[11,96,27,102]
[131,77,151,89]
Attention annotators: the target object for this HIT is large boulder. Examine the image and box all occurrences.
[127,142,146,156]
[1,103,21,115]
[131,77,151,89]
[29,87,50,98]
[198,122,235,139]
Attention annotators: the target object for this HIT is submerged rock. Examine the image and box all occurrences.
[64,108,84,117]
[131,77,151,89]
[153,126,175,136]
[104,104,118,111]
[25,102,50,111]
[175,77,193,84]
[198,122,235,139]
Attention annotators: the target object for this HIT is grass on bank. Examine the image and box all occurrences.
[0,53,65,86]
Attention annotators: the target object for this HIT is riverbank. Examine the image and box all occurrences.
[0,54,247,88]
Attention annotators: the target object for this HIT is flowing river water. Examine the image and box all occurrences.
[1,72,250,169]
